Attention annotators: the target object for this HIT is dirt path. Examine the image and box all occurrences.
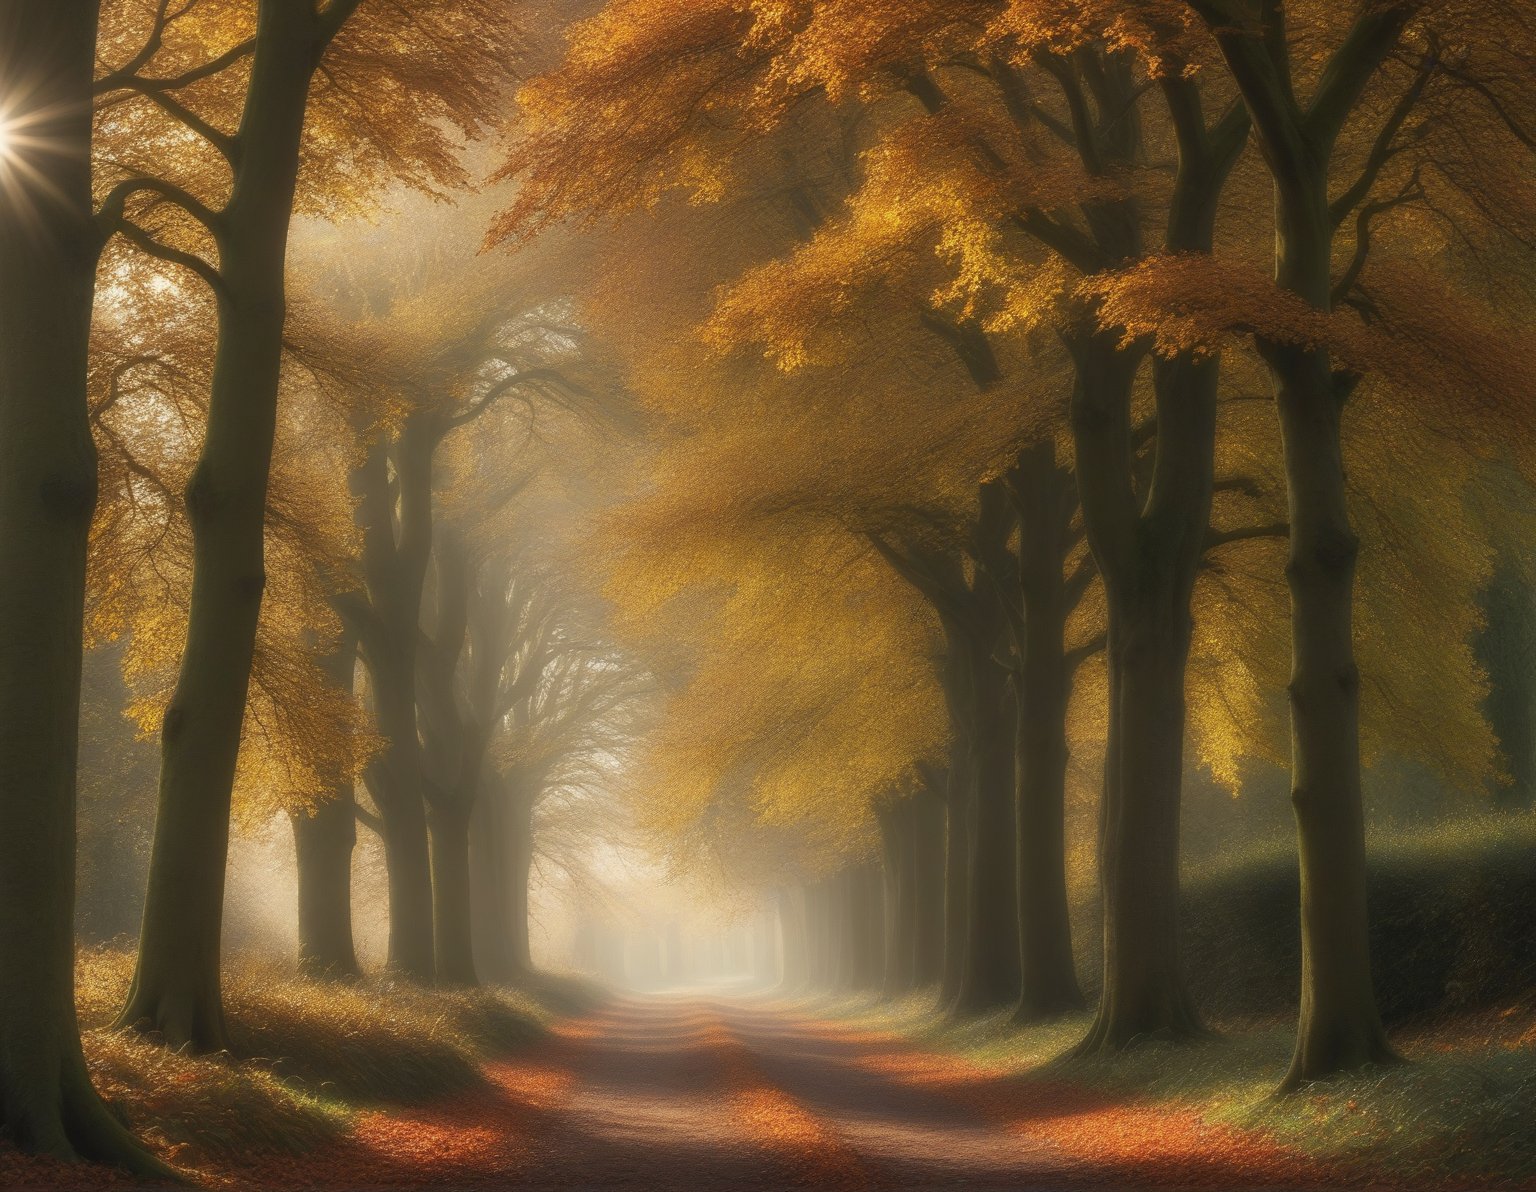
[3,993,1344,1191]
[255,992,1335,1191]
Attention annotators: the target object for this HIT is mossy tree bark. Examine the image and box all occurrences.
[119,0,365,1052]
[0,4,169,1174]
[1190,1,1412,1086]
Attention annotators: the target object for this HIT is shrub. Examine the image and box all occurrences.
[1179,815,1536,1022]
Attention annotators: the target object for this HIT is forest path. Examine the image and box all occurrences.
[252,991,1337,1192]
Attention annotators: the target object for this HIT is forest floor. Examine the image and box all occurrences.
[8,983,1532,1190]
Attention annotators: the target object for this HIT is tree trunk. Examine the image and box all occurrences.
[938,753,970,1009]
[1085,606,1203,1050]
[507,792,536,978]
[428,800,477,987]
[291,794,359,980]
[911,784,947,987]
[469,786,512,983]
[291,628,359,979]
[1010,445,1085,1022]
[1271,186,1394,1087]
[1478,558,1536,810]
[363,651,436,980]
[353,423,442,981]
[1072,344,1217,1054]
[0,5,167,1172]
[1068,82,1248,1055]
[120,2,340,1052]
[370,768,435,983]
[776,887,807,991]
[877,801,918,996]
[855,862,886,991]
[953,634,1021,1016]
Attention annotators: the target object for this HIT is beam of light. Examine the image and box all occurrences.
[0,91,86,234]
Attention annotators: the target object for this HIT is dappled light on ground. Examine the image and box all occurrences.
[4,990,1533,1189]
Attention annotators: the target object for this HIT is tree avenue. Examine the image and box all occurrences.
[497,0,1536,1083]
[0,0,1534,1184]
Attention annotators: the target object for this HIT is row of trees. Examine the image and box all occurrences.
[1,0,638,1170]
[500,0,1536,1093]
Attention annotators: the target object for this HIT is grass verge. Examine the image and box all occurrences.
[65,947,555,1173]
[814,990,1536,1188]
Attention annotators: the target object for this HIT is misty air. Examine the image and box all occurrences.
[1,3,1534,1190]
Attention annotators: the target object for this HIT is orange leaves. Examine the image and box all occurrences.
[491,0,764,243]
[750,0,989,106]
[1081,252,1339,359]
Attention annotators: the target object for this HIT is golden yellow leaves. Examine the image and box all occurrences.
[618,530,946,867]
[1081,252,1337,359]
[492,0,762,244]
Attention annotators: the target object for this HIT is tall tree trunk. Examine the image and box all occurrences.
[428,800,476,987]
[291,795,359,980]
[364,645,436,980]
[1069,82,1248,1056]
[855,862,887,991]
[938,751,971,1009]
[0,4,166,1171]
[469,786,512,984]
[291,628,360,979]
[1187,5,1409,1085]
[1072,342,1217,1054]
[953,632,1021,1015]
[1270,189,1393,1087]
[877,800,918,996]
[1010,444,1085,1022]
[120,2,345,1051]
[911,783,947,988]
[776,887,807,991]
[507,790,536,978]
[354,420,443,982]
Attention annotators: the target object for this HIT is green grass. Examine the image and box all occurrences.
[811,812,1536,1188]
[818,991,1536,1185]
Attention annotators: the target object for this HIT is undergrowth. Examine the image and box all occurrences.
[822,991,1536,1186]
[70,947,552,1169]
[814,813,1536,1188]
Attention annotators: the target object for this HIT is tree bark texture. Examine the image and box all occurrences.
[1009,444,1085,1022]
[0,4,169,1172]
[122,1,354,1050]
